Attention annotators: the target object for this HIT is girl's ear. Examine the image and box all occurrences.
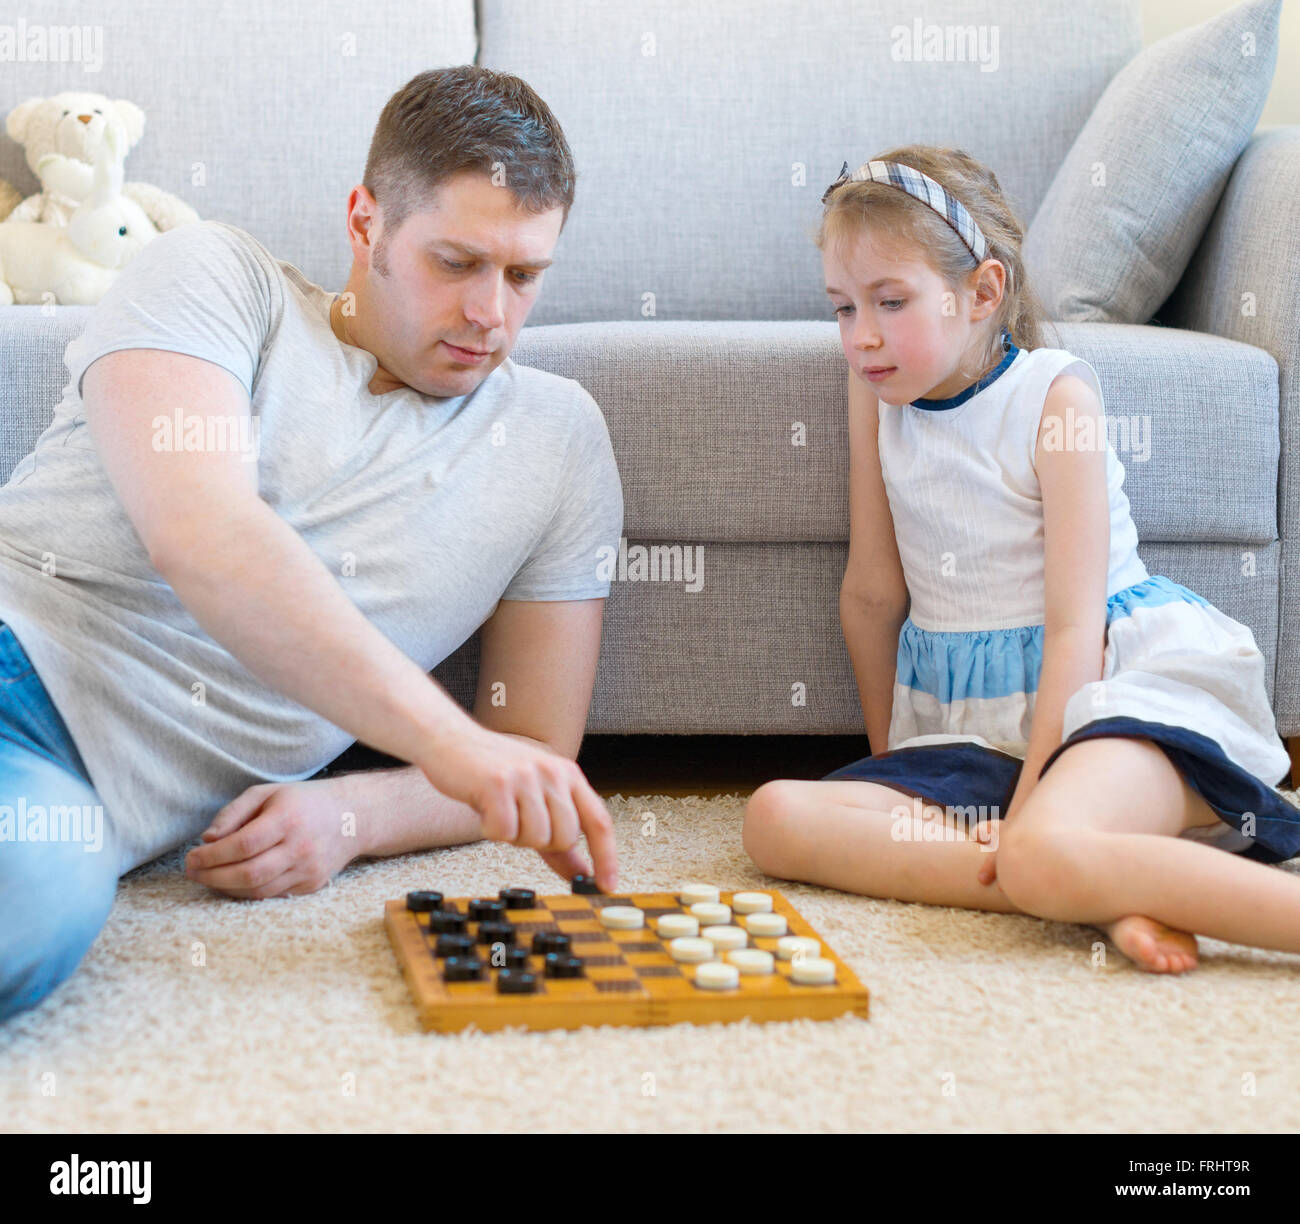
[971,258,1006,318]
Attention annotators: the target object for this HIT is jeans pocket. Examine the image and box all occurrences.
[0,624,89,779]
[0,623,35,683]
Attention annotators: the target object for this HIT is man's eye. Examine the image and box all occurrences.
[441,259,469,271]
[514,271,539,285]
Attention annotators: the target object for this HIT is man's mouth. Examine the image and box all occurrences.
[443,341,491,362]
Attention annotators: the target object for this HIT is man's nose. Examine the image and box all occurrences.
[463,275,507,330]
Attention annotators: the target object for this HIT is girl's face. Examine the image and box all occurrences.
[822,232,1000,404]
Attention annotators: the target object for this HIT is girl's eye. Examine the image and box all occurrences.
[882,299,905,310]
[833,304,852,317]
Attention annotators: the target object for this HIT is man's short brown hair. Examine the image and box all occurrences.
[362,65,577,240]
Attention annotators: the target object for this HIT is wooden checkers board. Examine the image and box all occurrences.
[385,889,871,1033]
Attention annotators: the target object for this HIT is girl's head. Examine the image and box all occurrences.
[815,144,1053,403]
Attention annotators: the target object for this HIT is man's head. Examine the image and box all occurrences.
[333,66,575,398]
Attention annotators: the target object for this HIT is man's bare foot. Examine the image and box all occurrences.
[1100,915,1199,973]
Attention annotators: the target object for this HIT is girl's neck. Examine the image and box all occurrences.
[920,329,1012,402]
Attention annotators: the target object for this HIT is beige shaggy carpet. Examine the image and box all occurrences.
[4,791,1300,1134]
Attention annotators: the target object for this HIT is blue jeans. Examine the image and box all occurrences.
[0,620,120,1022]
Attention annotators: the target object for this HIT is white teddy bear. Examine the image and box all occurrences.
[0,91,198,231]
[0,120,159,305]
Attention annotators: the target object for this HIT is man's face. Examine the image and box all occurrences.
[340,170,564,398]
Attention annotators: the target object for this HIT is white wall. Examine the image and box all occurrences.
[1141,0,1298,125]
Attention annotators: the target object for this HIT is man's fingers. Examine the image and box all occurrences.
[572,780,618,893]
[203,784,275,841]
[187,804,286,870]
[538,846,591,886]
[513,780,552,850]
[187,843,294,895]
[541,785,581,855]
[478,781,520,843]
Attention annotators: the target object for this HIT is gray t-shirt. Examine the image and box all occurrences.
[0,219,623,873]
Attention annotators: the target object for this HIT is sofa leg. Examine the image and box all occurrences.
[1289,738,1300,791]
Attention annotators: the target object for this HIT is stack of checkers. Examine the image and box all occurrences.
[384,878,871,1033]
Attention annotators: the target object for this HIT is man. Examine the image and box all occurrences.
[0,65,623,1021]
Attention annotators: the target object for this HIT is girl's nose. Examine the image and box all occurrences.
[854,322,882,350]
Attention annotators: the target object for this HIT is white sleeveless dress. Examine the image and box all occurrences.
[822,338,1300,863]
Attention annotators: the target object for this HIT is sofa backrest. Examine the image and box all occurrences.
[481,0,1140,322]
[0,0,477,295]
[0,1,1138,322]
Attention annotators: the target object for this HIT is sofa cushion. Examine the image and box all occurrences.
[2,312,1279,550]
[478,0,1139,323]
[1025,0,1281,325]
[508,319,1279,545]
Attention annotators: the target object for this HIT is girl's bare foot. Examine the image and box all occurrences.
[1099,915,1199,973]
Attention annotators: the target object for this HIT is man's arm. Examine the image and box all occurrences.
[83,348,475,769]
[334,596,606,858]
[87,348,616,887]
[471,596,605,757]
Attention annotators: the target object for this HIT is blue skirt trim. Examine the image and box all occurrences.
[897,574,1210,702]
[821,741,1021,816]
[821,715,1300,864]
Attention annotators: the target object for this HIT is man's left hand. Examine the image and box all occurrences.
[184,776,362,898]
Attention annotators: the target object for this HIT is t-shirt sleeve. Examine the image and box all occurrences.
[500,386,624,601]
[63,220,280,401]
[1057,355,1105,412]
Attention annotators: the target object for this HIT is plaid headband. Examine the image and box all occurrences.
[821,160,989,264]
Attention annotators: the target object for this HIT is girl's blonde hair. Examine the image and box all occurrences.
[814,144,1057,370]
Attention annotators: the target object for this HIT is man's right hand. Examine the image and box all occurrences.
[418,725,618,893]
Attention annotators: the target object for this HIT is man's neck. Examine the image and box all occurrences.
[330,295,407,396]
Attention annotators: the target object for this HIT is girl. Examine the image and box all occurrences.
[743,145,1300,974]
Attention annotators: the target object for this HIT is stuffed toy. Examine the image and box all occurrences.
[0,90,198,230]
[0,120,158,304]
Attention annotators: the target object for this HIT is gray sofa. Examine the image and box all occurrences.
[2,1,1296,770]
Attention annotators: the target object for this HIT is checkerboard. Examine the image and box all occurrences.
[385,887,871,1033]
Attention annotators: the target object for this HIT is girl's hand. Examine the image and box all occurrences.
[972,818,1003,886]
[973,785,1030,886]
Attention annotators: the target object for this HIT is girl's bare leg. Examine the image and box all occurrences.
[742,743,1257,971]
[744,778,1025,914]
[994,737,1300,957]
